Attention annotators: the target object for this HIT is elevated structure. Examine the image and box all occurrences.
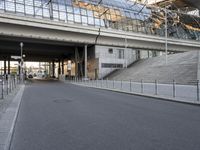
[151,0,200,10]
[0,0,200,79]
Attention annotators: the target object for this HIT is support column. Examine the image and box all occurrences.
[84,45,88,79]
[58,60,61,75]
[8,59,10,74]
[4,60,6,75]
[52,61,55,78]
[75,47,78,77]
[49,62,51,77]
[61,60,64,75]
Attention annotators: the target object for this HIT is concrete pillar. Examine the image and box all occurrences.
[58,60,61,75]
[4,60,6,75]
[61,60,64,75]
[84,45,88,79]
[8,59,10,74]
[75,47,78,77]
[49,62,51,77]
[52,61,55,77]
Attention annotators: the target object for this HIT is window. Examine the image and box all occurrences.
[101,63,123,68]
[118,49,124,59]
[108,48,113,54]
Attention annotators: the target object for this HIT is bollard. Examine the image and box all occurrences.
[101,79,103,88]
[10,78,12,92]
[96,80,98,87]
[11,78,13,90]
[7,80,9,95]
[155,80,158,95]
[113,80,115,89]
[130,79,132,92]
[141,79,143,93]
[1,79,4,99]
[173,80,176,98]
[197,80,199,101]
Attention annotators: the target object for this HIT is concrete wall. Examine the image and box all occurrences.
[94,45,138,79]
[140,50,163,59]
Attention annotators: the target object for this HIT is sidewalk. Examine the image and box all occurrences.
[0,85,25,150]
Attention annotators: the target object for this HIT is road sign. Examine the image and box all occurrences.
[11,56,21,59]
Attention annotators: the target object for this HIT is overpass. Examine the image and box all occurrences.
[0,13,200,52]
[0,0,200,79]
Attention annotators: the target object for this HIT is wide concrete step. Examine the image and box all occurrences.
[108,51,198,84]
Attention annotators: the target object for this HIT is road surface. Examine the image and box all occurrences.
[10,80,200,150]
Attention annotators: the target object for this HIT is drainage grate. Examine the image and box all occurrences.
[53,98,73,103]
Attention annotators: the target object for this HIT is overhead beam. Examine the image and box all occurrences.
[0,13,200,51]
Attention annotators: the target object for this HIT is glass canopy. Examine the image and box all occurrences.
[0,0,199,41]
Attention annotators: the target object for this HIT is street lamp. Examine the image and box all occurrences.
[20,42,24,83]
[165,5,168,65]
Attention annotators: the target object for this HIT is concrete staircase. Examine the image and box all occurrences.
[107,51,198,84]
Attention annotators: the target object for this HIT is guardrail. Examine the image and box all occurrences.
[0,75,20,99]
[68,78,200,103]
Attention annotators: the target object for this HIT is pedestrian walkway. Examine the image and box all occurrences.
[0,84,24,150]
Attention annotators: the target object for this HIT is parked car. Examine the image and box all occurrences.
[28,74,33,78]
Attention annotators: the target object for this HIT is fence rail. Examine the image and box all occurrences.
[0,75,20,99]
[68,78,200,103]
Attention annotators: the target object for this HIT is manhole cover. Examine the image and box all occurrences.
[53,98,73,103]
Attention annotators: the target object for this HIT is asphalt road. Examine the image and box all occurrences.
[10,80,200,150]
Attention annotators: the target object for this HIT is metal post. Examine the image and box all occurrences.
[121,80,122,90]
[197,80,199,101]
[113,80,115,89]
[13,76,16,88]
[173,80,176,98]
[165,5,168,65]
[125,37,128,68]
[20,42,24,83]
[7,79,8,95]
[1,77,4,99]
[130,79,132,92]
[141,79,143,93]
[155,80,158,95]
[106,79,108,88]
[10,77,11,92]
[101,79,103,88]
[9,78,11,92]
[84,45,88,79]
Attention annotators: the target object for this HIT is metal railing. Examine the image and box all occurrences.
[0,75,20,99]
[68,78,200,103]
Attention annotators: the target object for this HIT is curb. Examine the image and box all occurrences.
[71,83,200,106]
[0,85,25,150]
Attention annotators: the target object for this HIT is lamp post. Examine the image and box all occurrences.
[165,5,168,65]
[125,35,128,68]
[20,42,24,83]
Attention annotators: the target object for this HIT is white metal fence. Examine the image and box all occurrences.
[68,78,200,104]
